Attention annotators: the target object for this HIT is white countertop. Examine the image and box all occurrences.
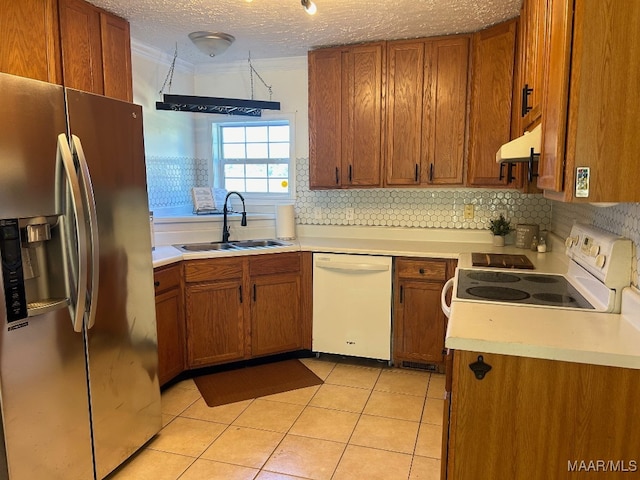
[151,225,640,370]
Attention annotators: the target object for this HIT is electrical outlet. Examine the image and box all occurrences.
[346,208,355,221]
[464,204,475,220]
[314,207,322,221]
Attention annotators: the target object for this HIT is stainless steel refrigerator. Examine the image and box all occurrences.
[0,72,161,479]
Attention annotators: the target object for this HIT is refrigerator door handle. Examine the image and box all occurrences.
[71,135,100,330]
[55,134,88,333]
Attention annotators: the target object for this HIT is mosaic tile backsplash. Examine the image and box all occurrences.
[551,202,640,286]
[146,157,209,208]
[294,158,552,230]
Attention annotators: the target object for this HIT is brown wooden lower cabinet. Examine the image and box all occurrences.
[444,350,640,479]
[153,263,185,386]
[182,252,311,370]
[393,257,455,369]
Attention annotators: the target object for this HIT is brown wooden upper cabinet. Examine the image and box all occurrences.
[0,0,62,84]
[466,20,518,188]
[0,0,132,102]
[308,43,385,189]
[58,0,133,102]
[516,0,548,133]
[385,36,469,187]
[537,0,640,203]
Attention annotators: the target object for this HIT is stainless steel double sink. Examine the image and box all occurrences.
[174,239,290,253]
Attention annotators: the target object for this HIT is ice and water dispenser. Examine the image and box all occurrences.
[0,216,69,323]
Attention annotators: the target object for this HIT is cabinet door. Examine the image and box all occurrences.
[466,20,518,187]
[447,350,640,479]
[385,40,425,185]
[250,273,302,357]
[58,0,104,95]
[308,48,342,188]
[519,0,547,130]
[394,280,446,365]
[155,287,185,386]
[185,280,245,367]
[342,43,384,187]
[0,0,61,83]
[100,12,132,102]
[423,37,469,185]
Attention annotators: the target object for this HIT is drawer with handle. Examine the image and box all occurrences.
[395,258,447,281]
[153,264,181,294]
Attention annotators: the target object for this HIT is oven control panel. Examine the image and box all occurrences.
[565,223,631,287]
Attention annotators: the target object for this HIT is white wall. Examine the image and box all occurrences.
[193,56,309,159]
[131,40,198,158]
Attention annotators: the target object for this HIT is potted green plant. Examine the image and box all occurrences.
[488,214,513,246]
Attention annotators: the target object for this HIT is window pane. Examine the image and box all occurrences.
[246,164,267,178]
[224,164,245,177]
[246,126,268,142]
[246,179,268,192]
[246,143,268,159]
[269,143,289,159]
[269,179,288,193]
[223,144,246,159]
[269,125,289,142]
[225,178,245,191]
[268,164,288,178]
[223,126,245,143]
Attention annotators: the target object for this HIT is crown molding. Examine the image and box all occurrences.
[194,56,307,75]
[131,38,194,74]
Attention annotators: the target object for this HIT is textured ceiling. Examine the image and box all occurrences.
[88,0,521,65]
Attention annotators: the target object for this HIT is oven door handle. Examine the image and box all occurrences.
[441,278,455,319]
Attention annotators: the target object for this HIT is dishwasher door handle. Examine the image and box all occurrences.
[315,259,390,272]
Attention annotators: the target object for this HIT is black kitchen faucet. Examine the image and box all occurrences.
[222,191,247,242]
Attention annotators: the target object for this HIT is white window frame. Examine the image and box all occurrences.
[211,113,296,206]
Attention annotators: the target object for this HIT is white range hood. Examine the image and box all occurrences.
[496,124,541,163]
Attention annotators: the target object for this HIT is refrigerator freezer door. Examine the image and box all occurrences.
[0,73,95,480]
[0,73,67,218]
[65,88,161,479]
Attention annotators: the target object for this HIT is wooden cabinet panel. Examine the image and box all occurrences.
[309,43,384,188]
[184,257,243,283]
[518,0,547,131]
[249,252,301,276]
[100,12,132,102]
[393,258,453,368]
[154,264,185,386]
[385,41,425,186]
[250,273,302,357]
[446,350,640,478]
[58,0,104,95]
[423,37,469,185]
[540,0,640,202]
[0,0,61,83]
[155,288,185,385]
[394,280,446,364]
[185,280,245,367]
[308,48,342,188]
[341,43,384,186]
[466,19,518,187]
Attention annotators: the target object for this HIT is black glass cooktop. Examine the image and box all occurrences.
[456,269,595,309]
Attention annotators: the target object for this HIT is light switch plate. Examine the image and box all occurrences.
[464,204,474,220]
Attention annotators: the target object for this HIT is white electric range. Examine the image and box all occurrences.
[442,223,633,317]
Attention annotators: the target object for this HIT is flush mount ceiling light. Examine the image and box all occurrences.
[188,31,235,58]
[301,0,317,15]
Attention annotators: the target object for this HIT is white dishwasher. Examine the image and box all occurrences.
[312,253,392,360]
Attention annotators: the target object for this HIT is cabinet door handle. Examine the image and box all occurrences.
[348,165,352,183]
[253,284,257,302]
[419,268,425,275]
[469,355,492,380]
[154,281,160,287]
[399,285,404,304]
[414,164,419,182]
[429,163,434,182]
[239,285,243,303]
[499,163,505,181]
[335,167,339,185]
[527,148,540,183]
[521,84,533,117]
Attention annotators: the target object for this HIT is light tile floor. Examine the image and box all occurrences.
[107,357,445,480]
